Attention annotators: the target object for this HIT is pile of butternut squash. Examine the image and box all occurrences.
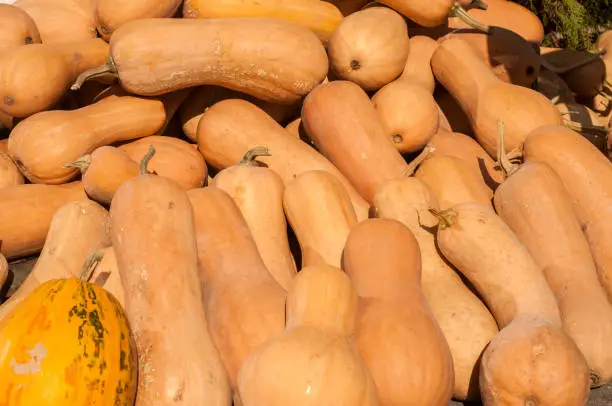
[0,0,611,404]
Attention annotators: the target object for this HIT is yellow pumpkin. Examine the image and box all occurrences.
[0,277,137,406]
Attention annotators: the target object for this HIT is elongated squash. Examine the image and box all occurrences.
[0,149,24,189]
[237,265,379,405]
[400,35,438,92]
[197,99,370,220]
[183,0,343,43]
[73,18,328,103]
[8,95,166,184]
[597,31,612,84]
[372,177,497,401]
[283,170,358,269]
[89,247,125,308]
[378,0,488,28]
[0,254,7,295]
[112,175,232,405]
[434,87,473,136]
[0,4,41,52]
[0,182,87,259]
[188,187,286,389]
[0,39,109,118]
[344,218,454,404]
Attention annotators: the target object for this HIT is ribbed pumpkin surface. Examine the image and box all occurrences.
[0,278,137,406]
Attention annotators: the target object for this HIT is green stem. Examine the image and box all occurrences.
[428,208,457,229]
[471,0,488,10]
[139,145,157,175]
[64,154,92,173]
[239,146,271,167]
[79,251,104,282]
[402,144,434,177]
[449,2,490,33]
[496,120,520,178]
[71,57,118,91]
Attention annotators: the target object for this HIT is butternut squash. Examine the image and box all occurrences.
[212,148,297,290]
[324,0,369,15]
[196,98,370,220]
[344,218,454,405]
[14,0,97,44]
[0,182,87,259]
[0,4,41,52]
[111,174,232,405]
[522,125,612,304]
[89,247,124,308]
[400,35,438,92]
[434,87,473,136]
[8,95,166,184]
[494,160,612,386]
[182,0,343,43]
[0,149,24,189]
[179,86,301,142]
[372,78,439,153]
[188,186,285,389]
[119,136,208,190]
[73,18,328,103]
[372,177,497,401]
[95,0,182,40]
[0,199,111,320]
[596,31,612,84]
[0,139,7,154]
[431,36,560,156]
[237,265,379,406]
[378,0,488,28]
[328,7,409,90]
[283,170,357,269]
[0,254,7,296]
[301,80,408,203]
[284,117,314,147]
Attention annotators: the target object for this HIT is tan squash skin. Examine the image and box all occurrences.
[429,129,504,186]
[95,0,182,40]
[328,7,409,90]
[434,202,561,328]
[0,39,109,118]
[119,136,208,190]
[90,246,125,308]
[0,182,87,259]
[480,315,591,406]
[434,87,473,136]
[301,81,409,203]
[0,149,24,189]
[188,187,286,389]
[596,31,612,84]
[283,170,358,269]
[415,155,493,210]
[522,125,612,305]
[494,161,612,386]
[0,4,41,52]
[179,86,301,142]
[237,265,379,406]
[8,95,166,184]
[14,0,97,44]
[96,18,328,102]
[182,0,343,43]
[212,153,297,291]
[0,253,7,295]
[431,37,561,157]
[372,78,440,153]
[0,139,7,154]
[378,0,453,27]
[400,35,438,92]
[0,199,111,320]
[197,99,370,220]
[344,218,454,405]
[111,175,232,405]
[372,178,497,401]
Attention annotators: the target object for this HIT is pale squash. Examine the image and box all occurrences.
[74,18,328,103]
[0,149,24,189]
[283,170,358,269]
[328,7,409,90]
[111,175,232,405]
[188,186,286,389]
[237,265,379,406]
[0,4,41,52]
[400,35,438,92]
[0,182,87,259]
[89,247,124,308]
[344,218,454,405]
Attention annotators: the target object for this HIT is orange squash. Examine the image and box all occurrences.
[431,36,560,156]
[0,149,24,189]
[197,99,370,220]
[434,87,474,136]
[111,175,232,404]
[182,0,343,43]
[0,253,7,295]
[283,170,358,269]
[372,177,497,401]
[179,86,301,142]
[74,18,328,103]
[0,199,111,320]
[328,7,409,90]
[378,0,488,28]
[400,35,438,92]
[89,247,125,308]
[596,31,612,84]
[324,0,369,15]
[8,95,166,184]
[237,265,379,405]
[0,139,7,154]
[212,148,297,290]
[301,80,409,203]
[0,4,41,52]
[344,218,454,405]
[0,182,87,259]
[188,186,286,389]
[372,77,439,153]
